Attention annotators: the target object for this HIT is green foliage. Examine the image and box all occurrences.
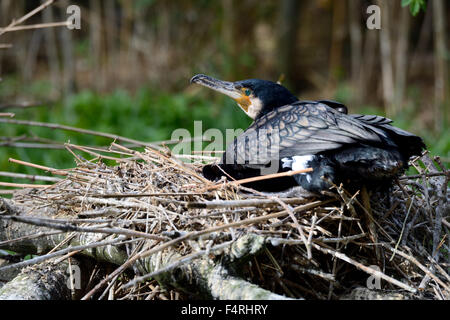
[0,249,18,256]
[401,0,427,16]
[23,254,38,260]
[134,0,156,10]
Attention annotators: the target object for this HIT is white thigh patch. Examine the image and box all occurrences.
[291,155,314,171]
[281,157,293,169]
[282,155,314,183]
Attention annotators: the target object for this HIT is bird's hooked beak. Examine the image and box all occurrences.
[190,74,252,114]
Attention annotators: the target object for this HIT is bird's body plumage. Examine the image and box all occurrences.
[191,75,425,193]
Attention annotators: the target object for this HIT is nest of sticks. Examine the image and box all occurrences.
[0,142,448,300]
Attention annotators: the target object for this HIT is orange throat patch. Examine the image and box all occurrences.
[234,96,251,113]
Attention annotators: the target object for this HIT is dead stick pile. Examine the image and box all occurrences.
[0,141,448,300]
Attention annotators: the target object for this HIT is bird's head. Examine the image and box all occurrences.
[190,74,298,120]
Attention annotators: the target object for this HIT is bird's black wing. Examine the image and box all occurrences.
[350,113,425,158]
[224,102,395,166]
[350,114,393,125]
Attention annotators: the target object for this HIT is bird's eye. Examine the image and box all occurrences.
[244,89,252,96]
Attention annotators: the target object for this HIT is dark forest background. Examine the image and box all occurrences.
[0,0,448,180]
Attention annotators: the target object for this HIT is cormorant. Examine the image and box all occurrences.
[190,74,425,193]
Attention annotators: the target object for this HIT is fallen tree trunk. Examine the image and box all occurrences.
[0,198,292,300]
[0,260,71,300]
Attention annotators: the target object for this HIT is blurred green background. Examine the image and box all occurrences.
[0,0,448,185]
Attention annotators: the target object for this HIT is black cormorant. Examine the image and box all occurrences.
[190,74,425,193]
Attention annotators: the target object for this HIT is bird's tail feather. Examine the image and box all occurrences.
[380,124,426,160]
